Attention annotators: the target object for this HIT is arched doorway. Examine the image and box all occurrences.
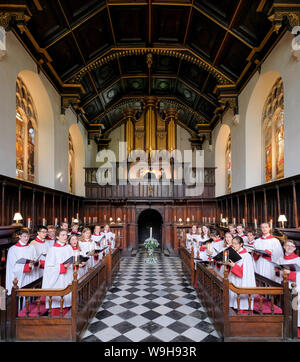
[138,209,163,249]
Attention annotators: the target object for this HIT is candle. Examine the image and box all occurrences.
[27,218,31,229]
[64,217,67,223]
[123,214,126,222]
[76,213,79,219]
[192,215,194,222]
[224,250,229,263]
[150,227,152,239]
[208,217,211,223]
[270,219,273,230]
[54,218,58,227]
[202,217,204,223]
[104,214,106,221]
[72,217,74,223]
[74,250,79,263]
[233,217,236,225]
[42,218,46,226]
[213,217,215,224]
[88,217,91,224]
[254,218,257,230]
[83,217,86,225]
[242,218,245,227]
[220,214,223,222]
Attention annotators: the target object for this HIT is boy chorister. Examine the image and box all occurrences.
[46,225,56,247]
[275,239,300,337]
[227,236,256,312]
[103,224,116,251]
[236,224,249,244]
[92,225,104,260]
[253,222,283,281]
[42,228,74,311]
[30,226,50,278]
[79,227,97,268]
[6,229,39,295]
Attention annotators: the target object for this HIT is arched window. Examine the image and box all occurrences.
[262,77,284,182]
[68,134,75,194]
[225,134,231,194]
[16,77,37,182]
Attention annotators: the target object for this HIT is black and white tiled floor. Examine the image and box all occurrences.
[81,251,220,342]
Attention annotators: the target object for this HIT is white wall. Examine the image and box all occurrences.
[0,32,84,196]
[212,32,300,196]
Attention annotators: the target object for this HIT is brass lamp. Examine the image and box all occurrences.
[12,212,23,226]
[278,215,287,228]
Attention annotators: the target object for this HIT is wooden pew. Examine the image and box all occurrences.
[7,247,121,341]
[195,262,297,341]
[179,246,196,287]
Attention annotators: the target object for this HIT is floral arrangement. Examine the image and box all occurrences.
[144,237,159,250]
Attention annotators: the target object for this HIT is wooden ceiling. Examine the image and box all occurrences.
[4,0,297,137]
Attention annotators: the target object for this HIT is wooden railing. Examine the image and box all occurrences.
[85,167,215,199]
[4,247,120,341]
[195,262,297,341]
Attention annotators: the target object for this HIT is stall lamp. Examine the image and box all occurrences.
[278,215,287,228]
[186,218,190,223]
[13,212,23,225]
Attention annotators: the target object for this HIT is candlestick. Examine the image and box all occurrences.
[150,227,152,239]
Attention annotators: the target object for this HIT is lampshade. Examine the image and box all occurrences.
[221,218,226,223]
[73,219,79,223]
[178,218,182,223]
[186,218,190,223]
[278,215,287,222]
[13,212,23,222]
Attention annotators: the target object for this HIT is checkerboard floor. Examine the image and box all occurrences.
[81,251,221,342]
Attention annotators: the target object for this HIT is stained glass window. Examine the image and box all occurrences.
[16,77,37,182]
[225,134,231,194]
[262,77,284,182]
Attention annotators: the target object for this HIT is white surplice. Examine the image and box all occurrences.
[5,242,39,295]
[228,248,256,310]
[253,234,284,281]
[30,237,50,278]
[42,242,74,309]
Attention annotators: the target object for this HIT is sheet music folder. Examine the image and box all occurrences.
[213,247,242,263]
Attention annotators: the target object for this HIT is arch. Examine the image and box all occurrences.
[137,208,163,249]
[69,123,85,196]
[17,70,55,188]
[215,124,231,197]
[245,70,281,188]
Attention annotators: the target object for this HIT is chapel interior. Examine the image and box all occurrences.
[1,0,300,343]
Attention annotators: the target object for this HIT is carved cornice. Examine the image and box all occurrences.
[70,48,233,86]
[61,95,81,114]
[268,4,300,33]
[0,6,31,32]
